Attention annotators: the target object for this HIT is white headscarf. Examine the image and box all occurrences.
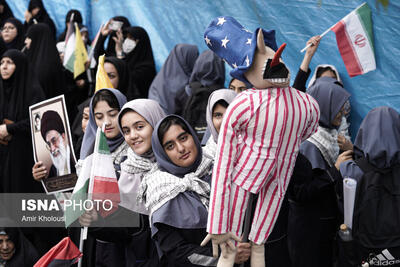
[308,64,342,88]
[205,89,237,142]
[117,99,166,213]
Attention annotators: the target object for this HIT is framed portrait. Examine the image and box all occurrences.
[29,95,78,194]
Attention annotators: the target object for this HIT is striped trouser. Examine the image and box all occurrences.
[228,178,284,245]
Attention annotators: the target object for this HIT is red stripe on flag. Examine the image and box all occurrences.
[34,237,82,267]
[92,175,120,217]
[331,21,363,77]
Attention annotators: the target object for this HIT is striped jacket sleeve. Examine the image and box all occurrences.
[207,94,251,234]
[301,94,320,141]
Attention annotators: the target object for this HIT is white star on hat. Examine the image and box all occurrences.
[232,63,238,68]
[205,36,212,46]
[245,55,250,67]
[221,36,229,48]
[246,38,252,45]
[217,17,227,26]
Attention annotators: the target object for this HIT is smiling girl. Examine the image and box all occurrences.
[115,98,165,266]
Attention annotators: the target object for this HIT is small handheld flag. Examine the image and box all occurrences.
[34,237,82,267]
[331,2,375,77]
[95,55,114,92]
[300,2,376,77]
[63,19,89,78]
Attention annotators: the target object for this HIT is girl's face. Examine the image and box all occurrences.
[162,124,198,167]
[332,105,346,127]
[81,31,89,44]
[93,100,120,139]
[229,79,247,94]
[1,22,17,43]
[104,62,119,89]
[121,111,153,155]
[81,107,90,133]
[0,57,15,80]
[212,103,227,134]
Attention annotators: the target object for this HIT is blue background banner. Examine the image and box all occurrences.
[8,0,400,137]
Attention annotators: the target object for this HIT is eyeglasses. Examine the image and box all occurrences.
[45,134,61,151]
[1,26,16,32]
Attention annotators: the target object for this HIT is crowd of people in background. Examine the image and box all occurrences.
[0,0,399,266]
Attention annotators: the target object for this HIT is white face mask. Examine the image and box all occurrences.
[122,38,136,54]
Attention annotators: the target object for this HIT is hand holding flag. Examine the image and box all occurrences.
[65,127,120,228]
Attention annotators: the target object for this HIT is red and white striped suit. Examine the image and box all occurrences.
[207,87,319,244]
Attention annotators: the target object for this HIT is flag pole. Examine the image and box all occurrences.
[88,23,103,63]
[300,26,332,53]
[78,125,104,267]
[300,2,367,53]
[77,227,86,267]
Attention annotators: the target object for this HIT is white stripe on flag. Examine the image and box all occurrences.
[63,33,76,67]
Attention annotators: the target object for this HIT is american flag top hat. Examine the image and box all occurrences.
[204,16,277,84]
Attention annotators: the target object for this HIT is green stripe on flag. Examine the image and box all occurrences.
[64,53,75,73]
[98,131,110,154]
[356,3,374,52]
[65,178,89,227]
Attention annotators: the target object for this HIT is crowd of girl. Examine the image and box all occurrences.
[0,1,399,266]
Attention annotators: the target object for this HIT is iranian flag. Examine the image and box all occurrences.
[331,2,376,77]
[89,127,120,217]
[65,127,120,227]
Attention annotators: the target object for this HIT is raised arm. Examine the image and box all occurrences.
[292,36,321,92]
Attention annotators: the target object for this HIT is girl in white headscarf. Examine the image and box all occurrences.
[203,89,237,156]
[118,99,166,214]
[116,98,166,266]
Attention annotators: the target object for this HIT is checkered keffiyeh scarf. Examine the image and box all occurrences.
[75,142,129,175]
[308,126,340,167]
[203,137,218,158]
[137,156,213,216]
[121,148,155,174]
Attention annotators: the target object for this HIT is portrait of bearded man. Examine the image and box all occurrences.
[40,110,75,177]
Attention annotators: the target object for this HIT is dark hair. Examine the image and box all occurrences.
[213,100,229,113]
[65,9,82,25]
[228,78,235,88]
[316,66,337,79]
[92,90,120,112]
[228,78,252,89]
[28,0,44,12]
[158,117,190,143]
